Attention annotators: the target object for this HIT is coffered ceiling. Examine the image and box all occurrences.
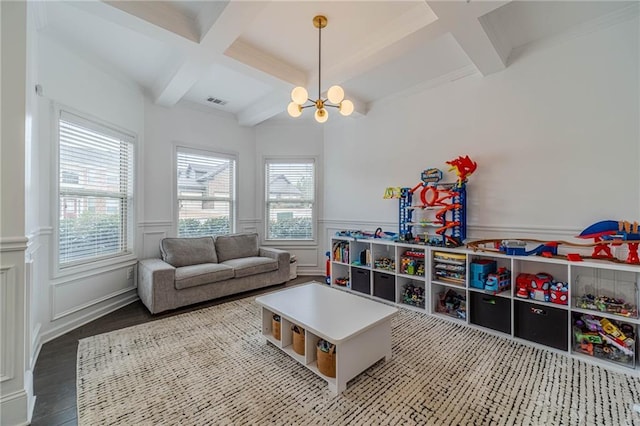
[35,1,636,126]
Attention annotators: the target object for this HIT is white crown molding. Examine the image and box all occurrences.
[510,2,640,62]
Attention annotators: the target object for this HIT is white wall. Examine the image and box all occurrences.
[141,101,257,258]
[323,17,639,242]
[32,35,144,346]
[1,2,34,424]
[255,120,324,273]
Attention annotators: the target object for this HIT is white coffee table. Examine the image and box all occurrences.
[255,282,398,395]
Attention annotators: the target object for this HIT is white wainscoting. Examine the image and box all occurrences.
[139,220,172,259]
[0,264,17,383]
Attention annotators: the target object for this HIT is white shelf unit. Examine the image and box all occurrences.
[260,307,337,389]
[329,236,640,375]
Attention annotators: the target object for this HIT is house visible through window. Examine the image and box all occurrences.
[57,110,134,266]
[265,159,315,240]
[177,148,236,237]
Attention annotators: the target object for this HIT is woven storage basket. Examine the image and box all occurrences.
[317,342,336,378]
[272,315,281,340]
[292,325,305,355]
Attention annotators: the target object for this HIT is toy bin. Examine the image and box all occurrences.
[572,312,635,368]
[351,267,371,295]
[572,267,638,319]
[514,301,568,351]
[470,292,511,334]
[373,272,395,302]
[316,340,336,378]
[272,314,281,340]
[292,325,305,356]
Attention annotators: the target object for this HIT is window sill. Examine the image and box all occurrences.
[53,253,138,282]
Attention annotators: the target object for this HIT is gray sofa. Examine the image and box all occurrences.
[138,233,290,314]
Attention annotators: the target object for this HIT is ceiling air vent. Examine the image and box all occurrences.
[206,96,228,106]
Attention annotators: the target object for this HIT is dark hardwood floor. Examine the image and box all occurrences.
[31,276,325,426]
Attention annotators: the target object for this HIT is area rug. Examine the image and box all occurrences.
[77,293,640,425]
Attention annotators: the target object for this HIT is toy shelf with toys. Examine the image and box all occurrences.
[332,156,640,375]
[329,234,640,375]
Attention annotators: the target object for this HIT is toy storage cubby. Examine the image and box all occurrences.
[432,250,466,287]
[433,284,467,322]
[398,245,426,278]
[329,235,640,375]
[397,276,426,310]
[570,265,639,368]
[351,240,372,268]
[260,307,337,385]
[372,241,396,273]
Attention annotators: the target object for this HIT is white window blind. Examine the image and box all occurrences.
[177,149,236,237]
[58,111,134,266]
[266,160,314,240]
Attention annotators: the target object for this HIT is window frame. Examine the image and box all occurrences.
[264,156,317,243]
[52,105,137,276]
[174,145,238,238]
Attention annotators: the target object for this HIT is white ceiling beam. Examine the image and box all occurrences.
[225,40,306,87]
[427,1,510,76]
[72,1,195,49]
[104,0,199,42]
[151,1,269,108]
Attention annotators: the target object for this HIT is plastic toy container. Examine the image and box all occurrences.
[572,267,638,319]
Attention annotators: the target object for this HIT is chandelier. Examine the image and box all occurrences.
[287,15,354,123]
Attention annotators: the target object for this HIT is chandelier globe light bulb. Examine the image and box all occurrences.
[291,87,308,105]
[339,99,354,116]
[315,108,328,123]
[327,85,345,104]
[287,102,303,118]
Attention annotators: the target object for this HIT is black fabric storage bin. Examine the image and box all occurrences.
[351,267,371,295]
[469,292,511,334]
[373,272,395,302]
[514,300,568,350]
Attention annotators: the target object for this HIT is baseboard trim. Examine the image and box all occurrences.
[0,388,34,426]
[39,293,139,347]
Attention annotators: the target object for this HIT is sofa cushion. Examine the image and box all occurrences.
[174,263,234,290]
[221,257,278,278]
[215,233,259,262]
[160,237,217,267]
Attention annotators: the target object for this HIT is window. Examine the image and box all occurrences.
[177,148,236,237]
[57,110,134,267]
[265,159,315,240]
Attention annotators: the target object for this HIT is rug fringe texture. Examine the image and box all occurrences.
[77,297,640,425]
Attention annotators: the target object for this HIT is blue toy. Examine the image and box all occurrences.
[485,267,511,295]
[469,259,496,289]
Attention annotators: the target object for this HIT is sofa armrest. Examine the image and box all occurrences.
[259,247,290,272]
[137,258,176,314]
